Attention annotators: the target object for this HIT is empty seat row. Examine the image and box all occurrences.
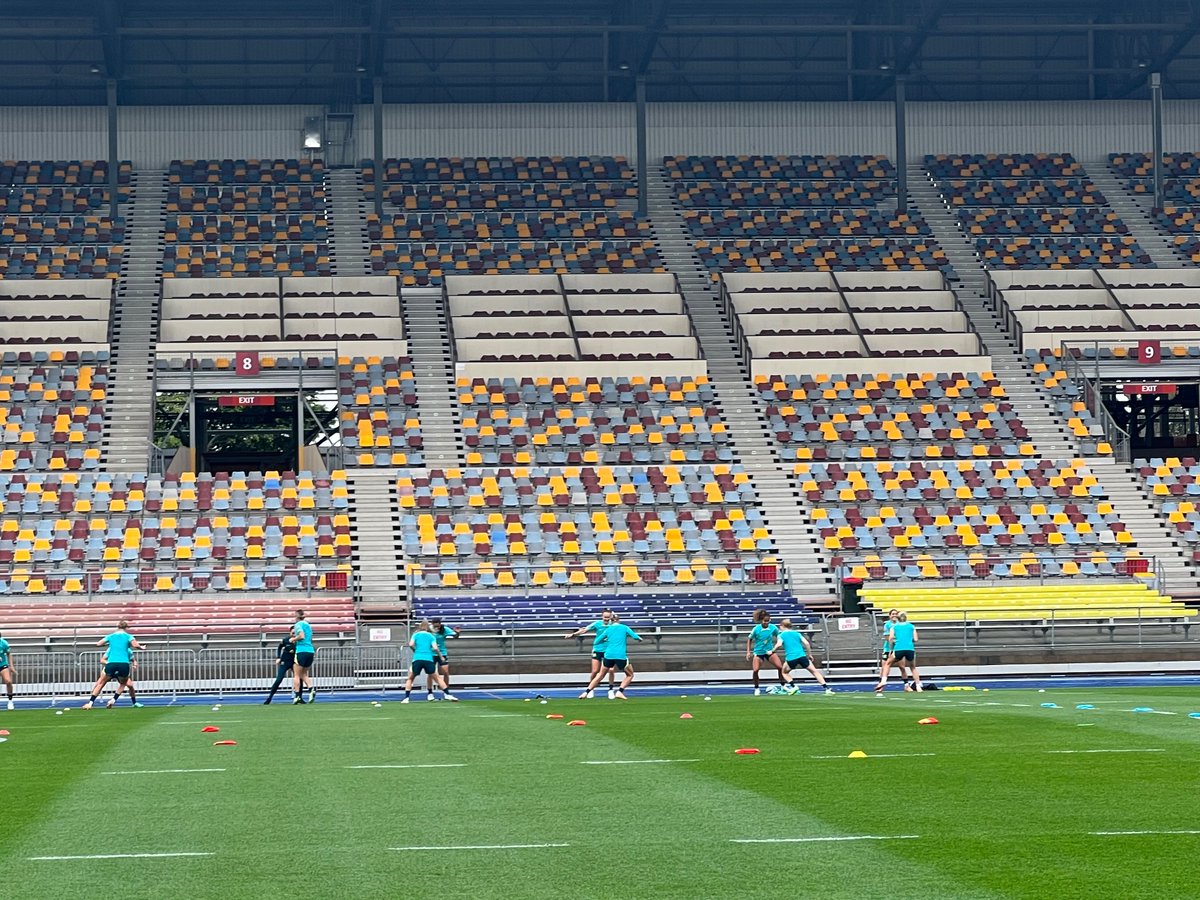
[0,187,130,214]
[168,158,324,184]
[164,214,327,243]
[684,209,929,238]
[369,240,663,285]
[363,156,631,184]
[163,244,331,276]
[695,239,950,274]
[664,155,894,181]
[378,182,637,211]
[0,160,132,186]
[165,185,325,213]
[960,207,1127,236]
[0,246,123,278]
[925,153,1084,179]
[674,180,894,209]
[0,216,125,244]
[367,211,650,241]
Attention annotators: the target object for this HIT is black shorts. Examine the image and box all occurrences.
[754,653,777,662]
[592,651,606,662]
[411,659,436,676]
[604,657,627,671]
[787,656,811,670]
[104,662,131,680]
[434,655,449,668]
[892,650,915,663]
[295,652,315,668]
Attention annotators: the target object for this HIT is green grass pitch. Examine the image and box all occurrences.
[2,688,1199,899]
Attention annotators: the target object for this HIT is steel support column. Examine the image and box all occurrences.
[1151,72,1164,209]
[373,76,384,218]
[635,75,648,218]
[894,75,908,214]
[107,78,119,221]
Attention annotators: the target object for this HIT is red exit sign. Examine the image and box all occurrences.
[1119,384,1177,396]
[218,395,276,407]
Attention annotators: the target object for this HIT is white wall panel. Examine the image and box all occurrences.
[3,100,1200,166]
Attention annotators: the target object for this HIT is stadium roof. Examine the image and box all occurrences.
[4,0,1200,106]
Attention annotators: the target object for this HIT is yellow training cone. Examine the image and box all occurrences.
[848,750,868,759]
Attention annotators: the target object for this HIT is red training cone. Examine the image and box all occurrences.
[546,714,564,720]
[917,717,939,725]
[0,729,9,736]
[568,720,587,726]
[213,740,238,746]
[201,726,220,733]
[679,713,693,719]
[734,748,760,755]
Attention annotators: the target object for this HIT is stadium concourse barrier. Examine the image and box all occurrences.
[835,550,1161,586]
[9,645,399,701]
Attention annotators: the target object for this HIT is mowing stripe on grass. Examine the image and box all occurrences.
[731,835,919,844]
[389,843,569,851]
[1044,748,1166,754]
[101,768,227,775]
[581,759,701,765]
[1090,830,1200,836]
[345,764,466,770]
[810,753,936,760]
[29,852,213,861]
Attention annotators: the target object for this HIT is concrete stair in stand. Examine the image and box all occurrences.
[402,287,460,466]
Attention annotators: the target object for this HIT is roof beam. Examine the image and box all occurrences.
[98,0,123,79]
[1113,3,1200,97]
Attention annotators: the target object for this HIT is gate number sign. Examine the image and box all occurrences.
[1137,339,1161,366]
[234,351,260,376]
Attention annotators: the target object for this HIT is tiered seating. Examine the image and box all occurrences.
[859,583,1189,621]
[992,269,1200,353]
[339,356,423,466]
[459,374,728,466]
[806,459,1142,579]
[415,590,802,630]
[0,596,355,641]
[1137,457,1200,565]
[0,187,130,214]
[664,155,894,180]
[449,273,700,365]
[1109,153,1200,206]
[398,464,776,589]
[1,216,125,244]
[758,371,1032,462]
[364,156,655,285]
[674,181,895,209]
[926,153,1151,270]
[159,276,405,349]
[0,470,353,594]
[367,211,648,241]
[0,245,123,278]
[0,160,131,186]
[724,272,985,370]
[695,239,948,273]
[0,281,112,346]
[163,160,330,278]
[683,209,929,239]
[0,354,107,472]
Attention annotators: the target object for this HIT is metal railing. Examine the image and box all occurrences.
[837,552,1161,590]
[0,565,352,600]
[1060,339,1132,463]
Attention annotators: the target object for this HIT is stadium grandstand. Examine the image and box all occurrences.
[0,0,1199,692]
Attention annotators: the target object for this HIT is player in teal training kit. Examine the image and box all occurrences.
[567,609,618,699]
[402,621,458,702]
[746,609,788,695]
[582,619,641,699]
[427,618,460,700]
[290,609,316,704]
[82,620,145,710]
[876,612,922,693]
[776,619,833,694]
[875,608,912,694]
[0,631,15,710]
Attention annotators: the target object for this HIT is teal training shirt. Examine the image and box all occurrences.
[0,637,10,667]
[891,621,916,652]
[411,631,439,663]
[105,631,134,664]
[750,623,780,655]
[433,625,457,656]
[583,620,610,652]
[882,620,896,651]
[601,623,639,660]
[292,620,314,654]
[779,630,806,660]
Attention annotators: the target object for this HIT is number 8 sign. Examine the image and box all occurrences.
[1137,339,1161,366]
[234,351,260,376]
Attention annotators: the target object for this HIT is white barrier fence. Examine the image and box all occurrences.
[10,646,406,703]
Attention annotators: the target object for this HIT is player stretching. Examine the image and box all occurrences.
[290,609,316,705]
[427,618,459,701]
[98,651,144,708]
[402,621,458,703]
[581,617,641,699]
[567,608,614,699]
[264,633,295,705]
[81,621,144,709]
[776,619,833,694]
[0,630,16,710]
[747,609,788,696]
[876,612,922,693]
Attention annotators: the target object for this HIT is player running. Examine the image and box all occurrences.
[567,608,613,699]
[98,650,144,708]
[264,632,295,704]
[874,609,912,694]
[746,609,787,696]
[876,612,922,693]
[401,620,458,703]
[581,617,641,699]
[290,609,316,705]
[427,618,459,700]
[0,630,15,710]
[776,619,833,694]
[81,621,145,709]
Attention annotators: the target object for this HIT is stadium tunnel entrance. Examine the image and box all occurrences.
[1100,381,1200,460]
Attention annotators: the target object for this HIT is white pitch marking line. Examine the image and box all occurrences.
[157,720,245,726]
[810,752,936,760]
[1091,830,1200,836]
[471,714,526,718]
[102,768,226,775]
[581,759,701,765]
[345,764,466,770]
[390,843,569,852]
[731,835,919,844]
[29,852,213,861]
[1045,748,1166,755]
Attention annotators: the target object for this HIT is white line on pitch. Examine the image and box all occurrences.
[102,768,226,775]
[731,835,919,844]
[1044,748,1166,755]
[390,843,569,851]
[471,714,526,718]
[810,752,936,760]
[29,852,213,861]
[1091,830,1200,836]
[581,759,702,765]
[157,720,245,726]
[345,764,466,770]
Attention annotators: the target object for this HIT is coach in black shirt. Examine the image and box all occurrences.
[263,634,296,704]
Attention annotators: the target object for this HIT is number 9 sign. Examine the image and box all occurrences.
[1137,339,1161,366]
